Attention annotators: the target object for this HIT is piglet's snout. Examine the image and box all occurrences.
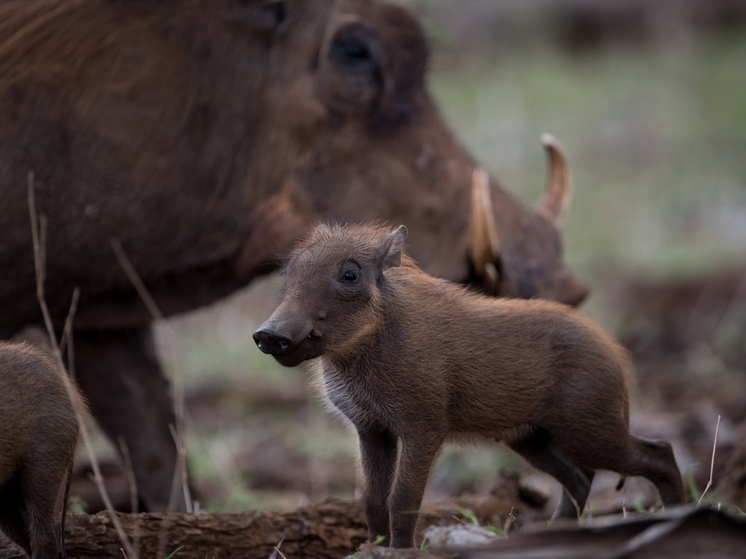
[253,328,294,356]
[253,301,314,356]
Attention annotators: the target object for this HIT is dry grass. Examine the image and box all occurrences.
[696,414,721,508]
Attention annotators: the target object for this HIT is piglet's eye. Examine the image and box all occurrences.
[341,269,360,282]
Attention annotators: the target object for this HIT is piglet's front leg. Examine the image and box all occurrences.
[389,435,444,548]
[358,426,399,545]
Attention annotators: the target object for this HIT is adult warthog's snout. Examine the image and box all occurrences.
[558,278,590,308]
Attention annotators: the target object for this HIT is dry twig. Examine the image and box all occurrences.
[697,414,721,508]
[268,539,287,559]
[508,506,521,534]
[110,238,192,559]
[58,287,79,374]
[110,238,192,513]
[119,437,141,556]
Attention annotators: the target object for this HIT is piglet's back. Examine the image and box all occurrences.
[0,342,79,475]
[384,266,633,425]
[389,262,630,375]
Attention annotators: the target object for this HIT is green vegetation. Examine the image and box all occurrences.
[686,468,701,503]
[372,535,387,546]
[631,501,647,514]
[454,505,506,536]
[419,535,430,550]
[164,547,183,559]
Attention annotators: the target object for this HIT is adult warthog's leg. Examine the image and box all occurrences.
[73,326,188,512]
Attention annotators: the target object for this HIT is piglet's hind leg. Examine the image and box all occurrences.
[507,428,592,520]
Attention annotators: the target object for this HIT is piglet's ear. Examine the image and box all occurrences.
[377,225,407,273]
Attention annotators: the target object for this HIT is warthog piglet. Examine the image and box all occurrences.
[254,223,684,548]
[0,342,82,559]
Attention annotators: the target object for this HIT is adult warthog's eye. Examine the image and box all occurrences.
[341,269,360,283]
[317,21,383,114]
[334,36,370,64]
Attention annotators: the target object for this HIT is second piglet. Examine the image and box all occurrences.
[253,223,684,548]
[0,341,83,559]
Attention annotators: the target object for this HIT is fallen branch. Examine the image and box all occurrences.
[0,498,367,559]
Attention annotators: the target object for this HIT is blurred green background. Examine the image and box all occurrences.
[92,0,746,514]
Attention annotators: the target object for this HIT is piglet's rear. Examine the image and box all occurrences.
[254,223,684,549]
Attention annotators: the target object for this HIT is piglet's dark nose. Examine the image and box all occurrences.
[253,329,294,356]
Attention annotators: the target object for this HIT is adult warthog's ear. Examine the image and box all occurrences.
[376,225,407,273]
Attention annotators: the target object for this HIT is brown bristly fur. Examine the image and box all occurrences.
[256,223,684,548]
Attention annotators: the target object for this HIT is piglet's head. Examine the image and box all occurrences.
[253,224,406,367]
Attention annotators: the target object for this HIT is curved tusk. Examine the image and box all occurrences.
[469,167,500,292]
[536,133,572,228]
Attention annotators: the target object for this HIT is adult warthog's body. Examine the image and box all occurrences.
[255,224,684,548]
[0,0,586,511]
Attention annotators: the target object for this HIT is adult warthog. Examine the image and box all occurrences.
[0,0,587,511]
